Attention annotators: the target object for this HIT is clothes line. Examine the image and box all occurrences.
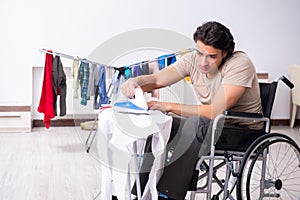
[125,48,195,68]
[39,48,195,70]
[39,49,115,69]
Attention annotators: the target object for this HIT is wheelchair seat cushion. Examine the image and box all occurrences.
[215,124,266,152]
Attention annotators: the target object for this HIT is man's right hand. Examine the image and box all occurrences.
[120,78,141,98]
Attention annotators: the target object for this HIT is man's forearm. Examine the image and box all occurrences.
[134,74,164,92]
[164,102,214,119]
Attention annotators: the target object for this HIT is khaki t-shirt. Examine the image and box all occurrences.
[169,51,263,129]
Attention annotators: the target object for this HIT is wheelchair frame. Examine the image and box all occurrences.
[189,76,300,200]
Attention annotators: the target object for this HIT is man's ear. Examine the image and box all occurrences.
[222,51,227,59]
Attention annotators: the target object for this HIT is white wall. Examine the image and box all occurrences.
[0,0,299,119]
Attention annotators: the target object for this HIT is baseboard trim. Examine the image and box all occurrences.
[0,106,31,112]
[270,119,299,126]
[33,118,94,127]
[257,73,269,80]
[32,118,300,127]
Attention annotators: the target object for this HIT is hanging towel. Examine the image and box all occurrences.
[79,60,90,106]
[37,51,55,129]
[167,54,177,65]
[96,65,110,108]
[52,55,67,116]
[141,62,150,75]
[71,57,80,98]
[157,55,167,70]
[157,54,177,70]
[124,66,132,79]
[87,63,100,98]
[133,64,142,77]
[111,71,126,103]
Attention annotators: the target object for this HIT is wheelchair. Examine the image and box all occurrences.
[188,76,300,200]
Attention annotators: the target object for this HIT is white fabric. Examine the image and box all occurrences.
[129,88,148,110]
[97,108,172,200]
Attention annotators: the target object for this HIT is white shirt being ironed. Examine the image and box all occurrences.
[97,108,173,200]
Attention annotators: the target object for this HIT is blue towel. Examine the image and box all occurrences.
[133,64,142,77]
[157,54,177,70]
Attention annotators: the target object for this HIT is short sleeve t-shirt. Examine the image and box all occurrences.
[169,51,263,129]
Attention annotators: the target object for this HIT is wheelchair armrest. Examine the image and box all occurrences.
[208,110,270,163]
[223,110,264,119]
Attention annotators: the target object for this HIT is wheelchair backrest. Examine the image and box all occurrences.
[259,82,278,118]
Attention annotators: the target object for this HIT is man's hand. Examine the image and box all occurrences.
[147,100,170,113]
[121,78,140,98]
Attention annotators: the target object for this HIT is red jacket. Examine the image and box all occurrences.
[37,51,55,128]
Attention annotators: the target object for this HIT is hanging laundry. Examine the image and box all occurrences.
[71,57,80,98]
[133,64,142,77]
[157,55,167,70]
[167,54,177,65]
[124,66,132,79]
[38,49,191,115]
[87,63,100,98]
[52,55,67,116]
[79,60,90,106]
[141,62,150,75]
[87,63,101,109]
[111,69,127,103]
[157,53,177,70]
[148,61,160,98]
[37,50,55,128]
[96,65,110,108]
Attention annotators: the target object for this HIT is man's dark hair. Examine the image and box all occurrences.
[193,21,235,60]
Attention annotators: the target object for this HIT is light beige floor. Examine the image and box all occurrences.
[0,127,101,200]
[0,126,299,200]
[271,125,300,143]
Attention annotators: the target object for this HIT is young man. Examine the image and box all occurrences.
[121,21,262,200]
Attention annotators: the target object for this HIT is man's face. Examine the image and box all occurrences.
[195,40,227,77]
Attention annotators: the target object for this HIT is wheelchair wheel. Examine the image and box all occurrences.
[236,133,300,199]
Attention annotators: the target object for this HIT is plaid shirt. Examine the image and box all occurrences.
[79,61,90,105]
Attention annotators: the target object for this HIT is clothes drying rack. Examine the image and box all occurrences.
[39,47,195,153]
